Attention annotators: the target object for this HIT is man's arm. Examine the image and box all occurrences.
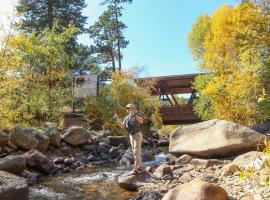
[135,113,144,124]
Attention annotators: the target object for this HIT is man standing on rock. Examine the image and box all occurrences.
[114,103,144,175]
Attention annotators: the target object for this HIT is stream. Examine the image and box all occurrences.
[29,151,167,200]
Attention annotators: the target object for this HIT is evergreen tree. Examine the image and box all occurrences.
[89,0,132,72]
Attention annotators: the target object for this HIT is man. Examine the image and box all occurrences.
[115,103,144,174]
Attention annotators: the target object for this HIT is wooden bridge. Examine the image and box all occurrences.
[138,74,200,125]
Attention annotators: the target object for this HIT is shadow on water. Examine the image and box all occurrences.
[29,150,167,200]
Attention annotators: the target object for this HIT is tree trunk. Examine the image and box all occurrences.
[115,3,122,71]
[47,0,53,29]
[110,48,116,72]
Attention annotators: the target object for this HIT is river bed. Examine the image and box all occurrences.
[29,151,167,200]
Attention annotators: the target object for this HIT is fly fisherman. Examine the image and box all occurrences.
[114,103,144,175]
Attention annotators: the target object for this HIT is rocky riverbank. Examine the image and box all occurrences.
[0,124,166,200]
[119,120,270,200]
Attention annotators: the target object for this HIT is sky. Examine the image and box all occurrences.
[0,0,239,77]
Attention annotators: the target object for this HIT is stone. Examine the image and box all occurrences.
[175,154,193,165]
[0,155,26,174]
[0,170,29,200]
[34,131,50,152]
[130,191,163,200]
[249,122,270,134]
[0,132,9,146]
[64,157,76,165]
[81,144,97,153]
[61,126,89,146]
[44,128,61,147]
[9,125,39,150]
[158,139,169,147]
[7,141,17,150]
[107,136,129,148]
[109,147,120,159]
[169,119,267,158]
[61,146,73,155]
[219,164,240,176]
[231,151,267,170]
[19,170,38,186]
[162,179,228,200]
[190,159,224,168]
[119,148,154,166]
[53,157,65,164]
[23,149,57,174]
[118,170,155,190]
[179,172,193,183]
[153,164,173,179]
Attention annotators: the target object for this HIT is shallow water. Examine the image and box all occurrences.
[29,151,167,200]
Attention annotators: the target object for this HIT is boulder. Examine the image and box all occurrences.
[9,126,39,150]
[44,128,61,147]
[153,164,173,179]
[0,132,9,146]
[34,131,50,152]
[61,126,89,146]
[249,122,270,134]
[169,119,267,158]
[162,179,228,200]
[23,149,57,174]
[118,170,155,190]
[0,170,29,200]
[231,151,266,170]
[0,155,26,174]
[158,139,169,147]
[19,170,38,186]
[175,154,193,165]
[107,136,129,148]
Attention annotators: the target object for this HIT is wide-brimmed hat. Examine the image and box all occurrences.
[126,103,135,109]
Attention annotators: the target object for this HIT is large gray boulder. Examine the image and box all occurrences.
[162,179,228,200]
[0,170,29,200]
[34,130,50,153]
[0,155,26,174]
[169,119,267,158]
[61,126,89,146]
[9,126,39,150]
[107,136,129,148]
[44,128,61,147]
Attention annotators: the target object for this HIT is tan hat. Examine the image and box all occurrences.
[126,103,135,108]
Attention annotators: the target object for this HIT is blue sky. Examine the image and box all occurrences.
[81,0,239,77]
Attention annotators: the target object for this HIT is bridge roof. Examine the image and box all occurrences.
[137,73,200,94]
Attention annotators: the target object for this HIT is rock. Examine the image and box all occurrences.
[9,125,39,150]
[0,155,26,174]
[97,145,110,154]
[190,159,224,168]
[7,141,17,150]
[130,191,163,200]
[44,128,61,147]
[162,179,228,200]
[118,170,155,190]
[169,119,267,158]
[23,149,57,174]
[119,148,154,166]
[158,139,169,147]
[231,151,267,170]
[219,164,240,176]
[53,157,65,164]
[179,172,194,183]
[165,154,177,165]
[81,144,97,153]
[0,170,29,200]
[175,154,193,165]
[61,126,89,146]
[34,131,50,152]
[153,164,173,179]
[61,146,73,155]
[107,136,129,148]
[109,147,120,159]
[64,157,76,165]
[0,132,9,146]
[249,122,270,134]
[19,170,38,186]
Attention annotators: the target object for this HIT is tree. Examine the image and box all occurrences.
[89,0,132,72]
[189,3,270,125]
[16,0,87,33]
[0,23,79,128]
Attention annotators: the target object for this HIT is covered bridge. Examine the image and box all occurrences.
[137,73,200,125]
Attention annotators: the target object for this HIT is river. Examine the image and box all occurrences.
[29,151,167,200]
